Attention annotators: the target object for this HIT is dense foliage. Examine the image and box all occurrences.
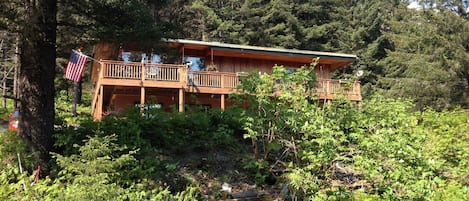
[2,64,467,200]
[235,64,469,200]
[1,93,245,200]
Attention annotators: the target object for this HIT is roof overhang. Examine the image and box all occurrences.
[166,39,358,68]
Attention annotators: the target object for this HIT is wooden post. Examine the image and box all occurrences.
[178,88,184,112]
[140,61,145,114]
[140,86,145,115]
[356,81,362,101]
[92,60,104,118]
[180,66,188,85]
[221,94,225,111]
[326,80,330,98]
[221,74,224,89]
[141,60,145,82]
[99,60,104,79]
[97,85,103,120]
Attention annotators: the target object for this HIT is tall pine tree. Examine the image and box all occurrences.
[0,0,58,168]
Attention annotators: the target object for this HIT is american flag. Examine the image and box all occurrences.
[64,50,88,82]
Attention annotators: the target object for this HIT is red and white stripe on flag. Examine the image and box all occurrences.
[64,50,88,82]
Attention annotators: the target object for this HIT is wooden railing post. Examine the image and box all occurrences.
[92,60,104,120]
[355,81,358,95]
[326,80,330,96]
[141,61,145,82]
[179,67,188,85]
[221,74,225,89]
[356,81,361,100]
[99,60,104,79]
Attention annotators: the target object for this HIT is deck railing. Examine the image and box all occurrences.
[102,61,143,79]
[188,71,240,88]
[144,64,182,82]
[316,79,361,97]
[102,61,185,81]
[99,60,360,99]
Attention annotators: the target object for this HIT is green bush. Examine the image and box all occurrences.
[235,62,469,200]
[0,134,200,200]
[285,98,469,200]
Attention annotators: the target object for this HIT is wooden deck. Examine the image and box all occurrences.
[92,60,361,119]
[99,60,240,93]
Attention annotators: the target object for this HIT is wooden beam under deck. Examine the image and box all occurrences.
[100,77,362,102]
[101,78,186,89]
[101,76,361,95]
[185,86,235,94]
[101,78,237,95]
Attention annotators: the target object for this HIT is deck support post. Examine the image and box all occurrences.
[97,85,103,120]
[178,88,184,112]
[140,87,145,115]
[140,61,146,115]
[221,94,225,111]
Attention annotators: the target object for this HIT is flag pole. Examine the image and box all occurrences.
[74,50,103,64]
[84,54,103,64]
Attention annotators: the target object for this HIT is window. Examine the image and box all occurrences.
[120,51,146,62]
[151,54,161,63]
[121,52,131,62]
[184,57,205,71]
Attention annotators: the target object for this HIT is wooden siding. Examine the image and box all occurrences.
[91,43,120,82]
[212,56,308,73]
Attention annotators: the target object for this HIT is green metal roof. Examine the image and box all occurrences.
[167,39,358,61]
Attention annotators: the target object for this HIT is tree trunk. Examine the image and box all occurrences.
[14,35,19,109]
[2,74,6,109]
[18,0,57,169]
[0,37,4,109]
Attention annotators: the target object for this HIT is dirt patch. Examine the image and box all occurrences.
[163,148,287,200]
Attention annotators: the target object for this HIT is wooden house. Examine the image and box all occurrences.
[90,39,361,120]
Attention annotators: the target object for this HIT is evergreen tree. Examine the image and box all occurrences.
[261,0,301,48]
[334,0,394,97]
[378,6,469,110]
[294,0,345,51]
[0,0,58,168]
